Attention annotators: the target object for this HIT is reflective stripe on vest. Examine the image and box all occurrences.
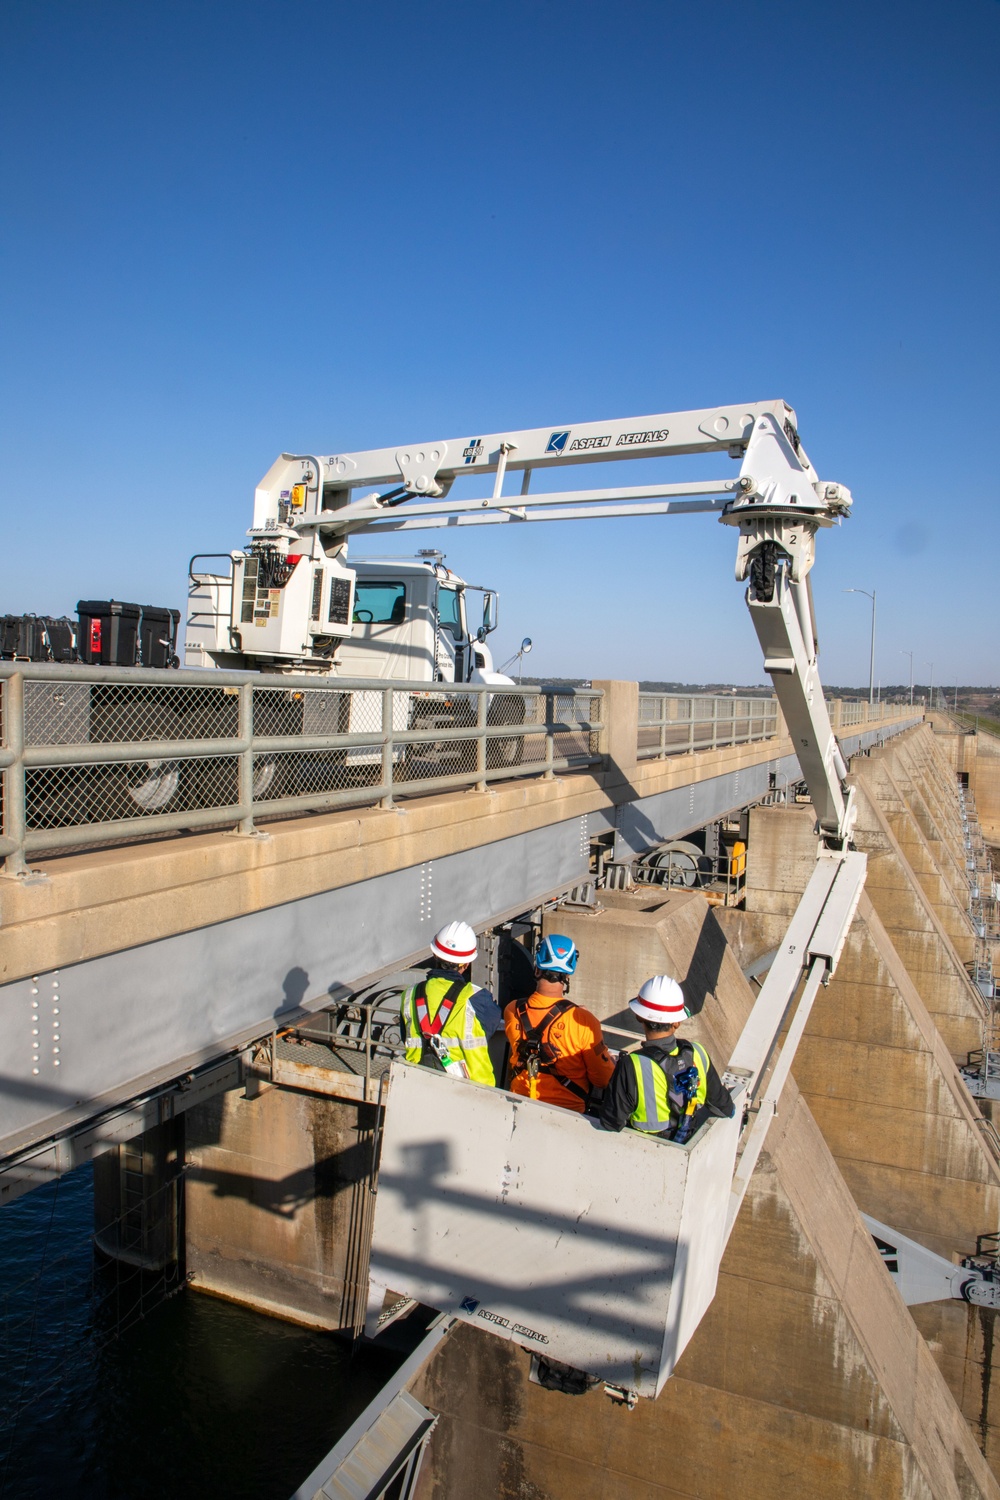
[628,1042,709,1135]
[402,976,495,1085]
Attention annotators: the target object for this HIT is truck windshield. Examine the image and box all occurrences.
[353,582,405,625]
[437,586,464,640]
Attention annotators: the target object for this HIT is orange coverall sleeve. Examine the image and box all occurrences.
[576,1008,615,1088]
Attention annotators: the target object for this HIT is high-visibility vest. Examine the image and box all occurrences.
[628,1041,710,1136]
[402,976,495,1086]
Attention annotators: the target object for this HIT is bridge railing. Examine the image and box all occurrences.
[637,693,918,759]
[0,664,603,875]
[637,693,779,759]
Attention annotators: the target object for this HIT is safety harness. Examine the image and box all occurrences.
[510,998,589,1104]
[635,1040,703,1140]
[413,977,468,1072]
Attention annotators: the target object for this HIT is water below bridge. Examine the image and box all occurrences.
[0,1162,401,1500]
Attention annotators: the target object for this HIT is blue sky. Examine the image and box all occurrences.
[3,0,998,688]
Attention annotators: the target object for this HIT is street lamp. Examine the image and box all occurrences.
[844,588,877,705]
[926,661,934,711]
[901,650,914,707]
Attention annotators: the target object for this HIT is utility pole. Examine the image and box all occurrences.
[901,650,914,706]
[844,589,877,704]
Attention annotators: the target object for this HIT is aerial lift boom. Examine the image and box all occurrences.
[268,399,855,846]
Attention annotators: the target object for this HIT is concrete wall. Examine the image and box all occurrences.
[925,719,1000,846]
[736,726,1000,1478]
[184,1084,376,1330]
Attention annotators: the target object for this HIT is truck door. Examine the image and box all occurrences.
[435,584,469,682]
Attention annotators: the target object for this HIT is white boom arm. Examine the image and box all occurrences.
[261,399,855,845]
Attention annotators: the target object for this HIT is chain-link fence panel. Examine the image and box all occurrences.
[252,748,384,803]
[638,693,779,758]
[4,669,604,863]
[24,755,240,829]
[23,680,244,749]
[399,688,479,783]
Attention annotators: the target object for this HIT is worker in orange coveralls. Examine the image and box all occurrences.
[504,934,614,1113]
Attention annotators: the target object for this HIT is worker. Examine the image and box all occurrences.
[504,935,615,1113]
[600,975,734,1138]
[401,920,503,1084]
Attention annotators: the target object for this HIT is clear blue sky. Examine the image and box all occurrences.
[3,0,998,689]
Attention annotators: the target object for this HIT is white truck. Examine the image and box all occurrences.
[184,449,530,770]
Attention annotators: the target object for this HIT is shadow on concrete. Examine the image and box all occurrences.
[186,1125,376,1220]
[680,905,729,1018]
[277,965,311,1016]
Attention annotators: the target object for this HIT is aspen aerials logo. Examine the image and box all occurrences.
[545,430,570,454]
[616,428,670,446]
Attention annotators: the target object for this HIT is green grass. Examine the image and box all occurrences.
[953,711,1000,739]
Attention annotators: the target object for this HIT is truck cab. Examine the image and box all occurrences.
[335,557,499,686]
[184,550,501,686]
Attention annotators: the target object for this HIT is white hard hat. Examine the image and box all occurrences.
[431,920,478,967]
[628,975,688,1025]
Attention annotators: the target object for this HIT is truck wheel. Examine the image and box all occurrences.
[487,695,526,768]
[126,760,182,812]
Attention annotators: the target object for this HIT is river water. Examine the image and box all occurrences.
[0,1162,403,1500]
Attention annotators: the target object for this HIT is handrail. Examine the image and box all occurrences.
[0,665,603,874]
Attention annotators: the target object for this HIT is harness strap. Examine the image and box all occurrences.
[511,999,589,1102]
[414,978,466,1038]
[631,1041,699,1136]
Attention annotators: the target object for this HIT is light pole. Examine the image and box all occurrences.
[926,661,934,710]
[901,650,914,706]
[844,588,877,704]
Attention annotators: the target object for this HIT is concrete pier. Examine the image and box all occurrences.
[184,1084,377,1331]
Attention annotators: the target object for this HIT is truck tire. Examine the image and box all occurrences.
[487,694,525,769]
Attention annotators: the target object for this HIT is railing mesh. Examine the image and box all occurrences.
[25,756,241,829]
[1,668,602,862]
[23,679,241,747]
[1,668,918,867]
[637,694,778,757]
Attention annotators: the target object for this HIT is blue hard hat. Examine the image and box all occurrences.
[535,934,579,976]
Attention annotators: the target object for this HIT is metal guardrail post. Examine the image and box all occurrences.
[237,682,256,836]
[475,689,488,792]
[544,691,555,780]
[381,688,396,809]
[2,672,29,877]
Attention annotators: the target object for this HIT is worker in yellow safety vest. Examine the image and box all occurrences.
[401,921,503,1085]
[600,975,734,1140]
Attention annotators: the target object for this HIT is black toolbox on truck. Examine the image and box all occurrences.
[0,614,78,661]
[76,600,180,667]
[138,605,181,668]
[76,600,142,666]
